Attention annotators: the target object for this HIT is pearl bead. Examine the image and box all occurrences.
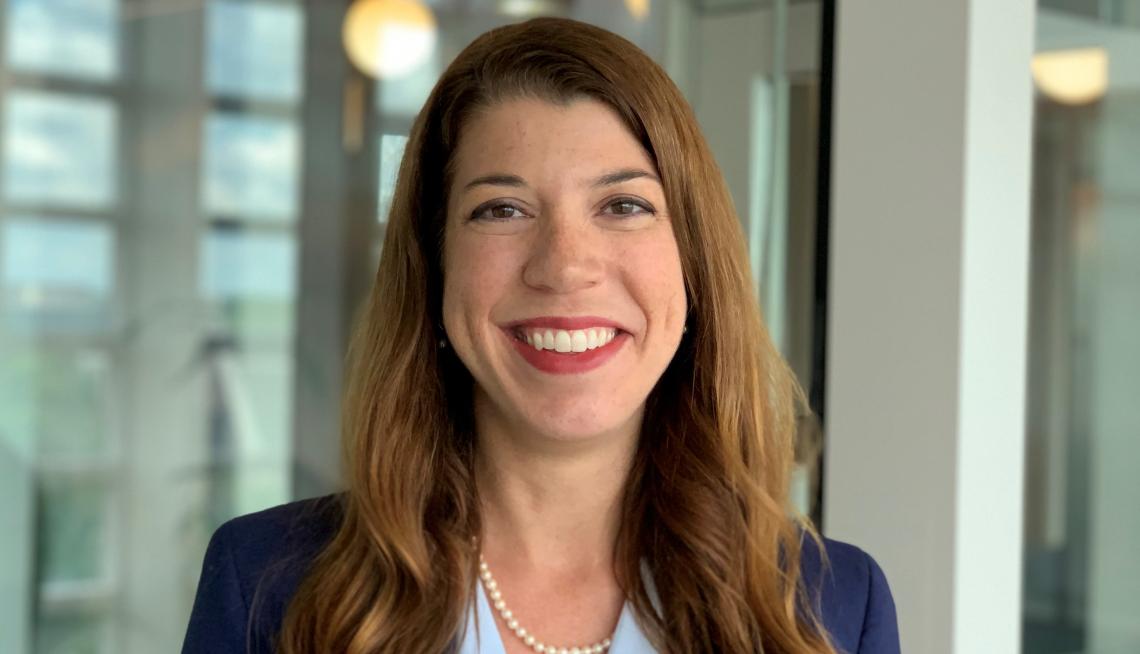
[478,553,615,654]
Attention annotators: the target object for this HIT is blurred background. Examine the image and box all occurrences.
[0,0,1135,652]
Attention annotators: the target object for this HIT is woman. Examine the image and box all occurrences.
[183,17,898,654]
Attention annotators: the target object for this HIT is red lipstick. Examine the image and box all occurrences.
[501,316,629,375]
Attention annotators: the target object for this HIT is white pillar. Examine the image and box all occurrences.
[824,0,1034,652]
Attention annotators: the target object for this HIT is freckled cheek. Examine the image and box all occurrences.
[622,237,687,325]
[443,238,526,331]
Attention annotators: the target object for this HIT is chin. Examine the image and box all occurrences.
[518,401,641,444]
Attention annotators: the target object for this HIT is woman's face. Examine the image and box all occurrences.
[442,97,686,443]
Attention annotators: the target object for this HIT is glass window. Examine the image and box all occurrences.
[199,227,296,302]
[5,0,119,81]
[206,0,303,102]
[202,112,300,220]
[199,226,297,341]
[2,91,117,208]
[1,218,116,332]
[2,218,114,296]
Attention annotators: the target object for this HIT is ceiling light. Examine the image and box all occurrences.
[343,0,437,79]
[1032,47,1108,106]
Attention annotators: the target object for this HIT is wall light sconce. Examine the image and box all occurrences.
[343,0,437,79]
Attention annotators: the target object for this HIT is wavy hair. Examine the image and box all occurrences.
[279,17,835,654]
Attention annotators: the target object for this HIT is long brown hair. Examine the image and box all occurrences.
[279,17,835,654]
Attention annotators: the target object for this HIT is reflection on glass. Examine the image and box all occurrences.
[206,0,303,102]
[2,91,117,208]
[5,0,119,81]
[202,113,299,220]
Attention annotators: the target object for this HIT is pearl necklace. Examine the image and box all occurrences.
[478,555,614,654]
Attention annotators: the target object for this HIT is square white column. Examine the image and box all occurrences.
[824,0,1035,652]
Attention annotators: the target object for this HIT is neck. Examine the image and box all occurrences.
[473,396,640,573]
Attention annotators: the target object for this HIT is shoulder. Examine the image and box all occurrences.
[213,494,343,582]
[182,495,343,654]
[799,536,900,654]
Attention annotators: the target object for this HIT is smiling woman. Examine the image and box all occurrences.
[443,98,685,438]
[182,17,899,654]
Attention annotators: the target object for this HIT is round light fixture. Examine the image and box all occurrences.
[625,0,650,21]
[343,0,437,79]
[1031,47,1108,106]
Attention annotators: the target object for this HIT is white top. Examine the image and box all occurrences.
[457,571,660,654]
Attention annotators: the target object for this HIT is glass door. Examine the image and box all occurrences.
[1024,2,1140,652]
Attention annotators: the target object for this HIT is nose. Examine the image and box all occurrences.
[521,213,604,294]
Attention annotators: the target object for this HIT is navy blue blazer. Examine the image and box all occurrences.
[182,496,900,653]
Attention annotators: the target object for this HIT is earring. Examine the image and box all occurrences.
[682,325,688,334]
[437,323,448,349]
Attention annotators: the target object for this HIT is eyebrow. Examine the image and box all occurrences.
[590,168,661,188]
[461,168,661,192]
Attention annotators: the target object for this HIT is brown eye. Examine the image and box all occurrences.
[606,198,653,217]
[471,203,526,222]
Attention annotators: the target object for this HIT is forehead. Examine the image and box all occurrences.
[450,97,657,183]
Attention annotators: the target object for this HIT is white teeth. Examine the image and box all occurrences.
[571,330,588,352]
[518,327,618,352]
